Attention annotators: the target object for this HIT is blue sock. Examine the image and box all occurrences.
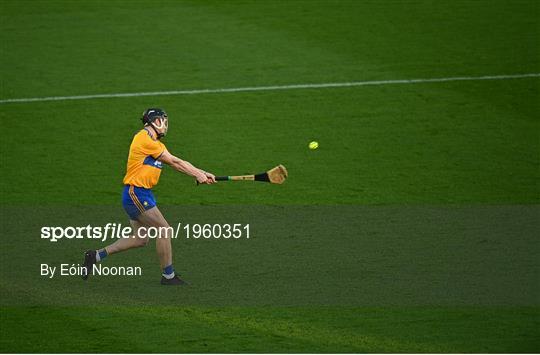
[96,249,108,262]
[163,264,175,279]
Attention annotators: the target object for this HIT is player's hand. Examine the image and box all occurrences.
[204,172,216,183]
[196,173,210,185]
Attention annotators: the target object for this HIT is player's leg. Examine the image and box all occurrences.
[99,219,148,256]
[82,220,148,280]
[136,207,172,268]
[136,206,186,285]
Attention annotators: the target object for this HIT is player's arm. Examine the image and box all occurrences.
[158,150,216,184]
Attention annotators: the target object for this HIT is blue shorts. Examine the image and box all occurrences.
[122,185,157,220]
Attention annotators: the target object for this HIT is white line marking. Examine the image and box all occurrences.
[1,73,539,104]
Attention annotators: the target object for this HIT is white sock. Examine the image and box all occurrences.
[95,250,101,262]
[162,271,175,279]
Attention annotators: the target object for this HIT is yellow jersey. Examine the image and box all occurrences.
[123,128,167,189]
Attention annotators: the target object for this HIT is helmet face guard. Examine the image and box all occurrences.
[142,108,168,138]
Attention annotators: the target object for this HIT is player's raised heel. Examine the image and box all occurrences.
[160,275,188,286]
[82,250,97,280]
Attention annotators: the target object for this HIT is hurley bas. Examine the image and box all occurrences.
[41,263,142,279]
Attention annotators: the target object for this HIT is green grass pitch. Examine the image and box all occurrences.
[1,0,539,352]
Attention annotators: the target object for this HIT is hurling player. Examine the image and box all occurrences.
[82,108,216,285]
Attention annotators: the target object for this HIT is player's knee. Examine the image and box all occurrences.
[153,225,173,239]
[163,227,173,239]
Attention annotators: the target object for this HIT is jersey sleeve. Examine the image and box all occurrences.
[140,134,166,159]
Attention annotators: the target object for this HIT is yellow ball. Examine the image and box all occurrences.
[308,141,319,150]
